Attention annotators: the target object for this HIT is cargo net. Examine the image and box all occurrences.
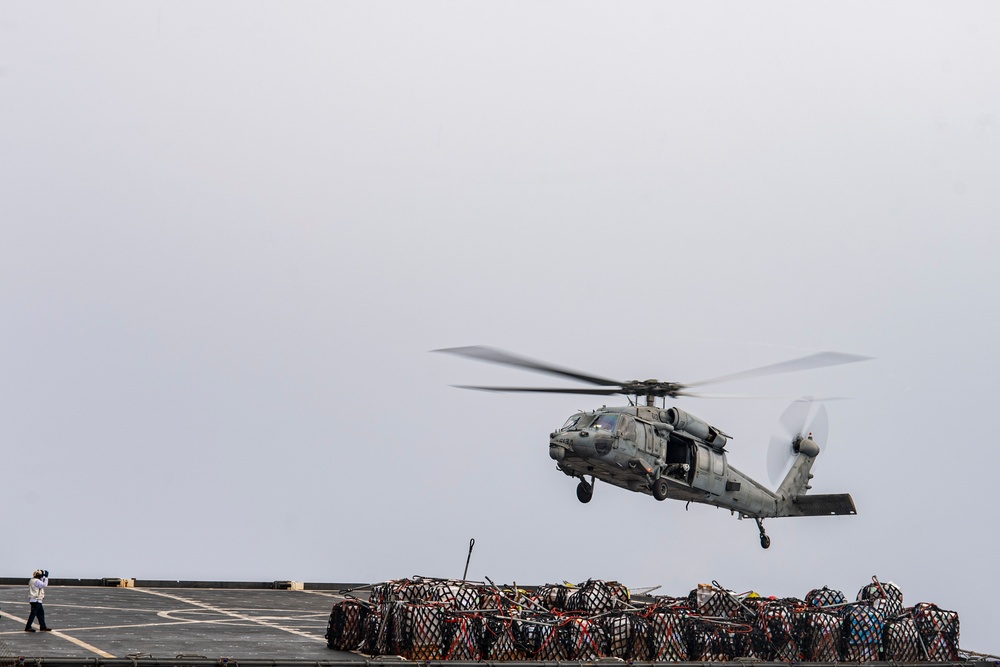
[885,615,923,661]
[754,599,802,661]
[604,612,648,660]
[914,602,961,661]
[797,609,842,661]
[842,603,886,662]
[325,575,960,661]
[480,615,523,660]
[645,609,689,661]
[806,585,847,607]
[858,578,905,617]
[325,599,370,651]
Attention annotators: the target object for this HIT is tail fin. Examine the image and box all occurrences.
[776,442,818,502]
[774,438,857,516]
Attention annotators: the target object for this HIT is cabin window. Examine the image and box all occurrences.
[592,414,619,432]
[712,453,725,476]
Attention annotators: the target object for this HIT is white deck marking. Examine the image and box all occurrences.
[132,588,326,642]
[0,610,116,658]
[0,598,163,614]
[299,590,347,599]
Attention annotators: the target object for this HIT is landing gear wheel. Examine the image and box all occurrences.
[755,517,770,549]
[576,480,593,504]
[651,477,669,501]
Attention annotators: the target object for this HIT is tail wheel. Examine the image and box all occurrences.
[576,480,593,504]
[651,477,669,501]
[755,517,771,549]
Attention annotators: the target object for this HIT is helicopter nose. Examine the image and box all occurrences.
[548,432,579,460]
[568,431,598,458]
[549,430,604,459]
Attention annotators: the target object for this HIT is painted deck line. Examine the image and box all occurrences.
[0,609,116,658]
[297,590,346,599]
[131,588,326,642]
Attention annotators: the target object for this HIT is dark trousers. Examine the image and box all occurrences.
[26,601,47,629]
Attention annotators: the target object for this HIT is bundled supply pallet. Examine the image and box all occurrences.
[326,575,960,662]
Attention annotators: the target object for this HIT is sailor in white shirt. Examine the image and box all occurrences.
[25,569,51,632]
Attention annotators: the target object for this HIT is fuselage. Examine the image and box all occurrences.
[549,405,779,518]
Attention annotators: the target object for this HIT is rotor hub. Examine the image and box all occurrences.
[620,380,685,397]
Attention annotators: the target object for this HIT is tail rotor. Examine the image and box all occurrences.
[767,398,829,487]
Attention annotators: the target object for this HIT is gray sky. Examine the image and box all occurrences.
[2,0,999,652]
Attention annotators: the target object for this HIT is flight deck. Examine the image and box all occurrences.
[0,578,991,667]
[0,580,363,663]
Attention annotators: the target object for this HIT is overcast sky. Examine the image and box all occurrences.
[2,1,999,652]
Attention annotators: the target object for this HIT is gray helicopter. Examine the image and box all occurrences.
[436,346,869,549]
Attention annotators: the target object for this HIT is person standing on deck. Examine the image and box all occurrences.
[25,569,52,632]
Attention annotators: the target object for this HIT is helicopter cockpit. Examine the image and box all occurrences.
[559,412,621,433]
[556,409,694,484]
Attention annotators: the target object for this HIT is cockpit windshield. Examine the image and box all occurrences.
[592,413,619,432]
[560,413,594,431]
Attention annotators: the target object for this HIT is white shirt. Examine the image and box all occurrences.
[29,576,47,602]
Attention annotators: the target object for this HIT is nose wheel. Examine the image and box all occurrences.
[576,478,594,503]
[755,517,771,549]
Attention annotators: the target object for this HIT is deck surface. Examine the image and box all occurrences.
[1,584,992,667]
[0,584,362,661]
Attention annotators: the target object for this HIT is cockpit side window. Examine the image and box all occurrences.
[618,415,636,440]
[592,414,619,432]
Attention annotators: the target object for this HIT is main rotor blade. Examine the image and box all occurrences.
[453,385,624,395]
[435,346,623,387]
[676,392,803,400]
[684,351,872,389]
[677,392,850,400]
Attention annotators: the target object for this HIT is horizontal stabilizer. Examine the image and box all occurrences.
[791,493,857,516]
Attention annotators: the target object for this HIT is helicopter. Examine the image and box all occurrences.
[436,346,870,549]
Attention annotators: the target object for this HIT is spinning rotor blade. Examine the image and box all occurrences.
[438,346,870,401]
[677,392,811,400]
[454,385,623,395]
[767,398,829,487]
[435,346,623,387]
[685,351,872,390]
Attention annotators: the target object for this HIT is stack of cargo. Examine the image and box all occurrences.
[325,575,960,662]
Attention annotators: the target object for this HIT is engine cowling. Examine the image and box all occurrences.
[662,407,728,447]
